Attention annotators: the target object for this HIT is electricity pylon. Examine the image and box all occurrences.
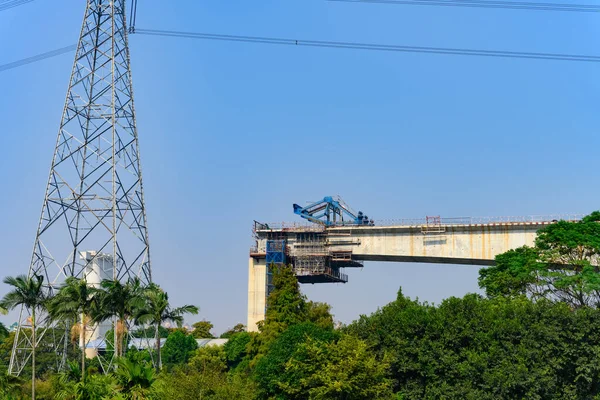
[9,0,151,375]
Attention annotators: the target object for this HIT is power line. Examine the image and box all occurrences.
[128,0,138,33]
[0,0,30,5]
[2,27,599,74]
[0,44,76,72]
[0,0,33,12]
[135,28,600,62]
[328,0,600,12]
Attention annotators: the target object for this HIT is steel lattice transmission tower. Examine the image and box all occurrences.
[9,0,151,375]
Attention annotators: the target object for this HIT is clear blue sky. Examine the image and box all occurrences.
[1,0,599,334]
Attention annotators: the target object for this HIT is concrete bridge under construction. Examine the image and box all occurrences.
[247,215,581,331]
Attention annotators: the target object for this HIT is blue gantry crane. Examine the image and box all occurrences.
[293,196,373,226]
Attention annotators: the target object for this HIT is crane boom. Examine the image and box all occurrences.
[293,196,373,226]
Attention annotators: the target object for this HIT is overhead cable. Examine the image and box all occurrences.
[0,44,76,72]
[128,0,138,33]
[135,28,600,63]
[327,0,600,12]
[0,0,33,12]
[3,27,600,75]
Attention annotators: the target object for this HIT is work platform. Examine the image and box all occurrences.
[247,215,582,331]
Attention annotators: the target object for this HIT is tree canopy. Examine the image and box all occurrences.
[161,330,198,370]
[192,321,215,339]
[479,212,600,308]
[219,323,245,339]
[346,289,600,399]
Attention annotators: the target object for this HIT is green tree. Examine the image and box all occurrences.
[0,322,9,344]
[479,212,600,307]
[134,283,198,371]
[219,323,245,339]
[0,372,24,399]
[251,264,311,359]
[112,357,156,400]
[262,264,307,331]
[478,246,540,298]
[53,360,113,400]
[281,334,394,400]
[131,325,169,339]
[0,274,48,400]
[188,345,227,374]
[47,277,100,381]
[346,288,600,399]
[191,320,214,339]
[223,331,253,371]
[261,265,334,332]
[161,330,198,369]
[247,264,335,365]
[306,301,334,330]
[125,347,153,367]
[154,365,257,400]
[0,306,9,344]
[93,278,145,358]
[254,322,337,399]
[0,331,13,368]
[152,339,256,400]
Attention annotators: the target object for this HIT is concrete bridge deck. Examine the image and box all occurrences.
[247,215,581,331]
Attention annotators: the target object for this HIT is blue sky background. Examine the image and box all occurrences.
[1,0,599,334]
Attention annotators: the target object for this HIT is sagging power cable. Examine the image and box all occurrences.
[327,0,600,12]
[3,26,600,74]
[134,28,600,63]
[0,44,76,72]
[0,0,33,12]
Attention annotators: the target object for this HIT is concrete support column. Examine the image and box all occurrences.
[247,257,267,332]
[81,251,113,358]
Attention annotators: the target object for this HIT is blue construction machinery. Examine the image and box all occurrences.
[293,196,373,226]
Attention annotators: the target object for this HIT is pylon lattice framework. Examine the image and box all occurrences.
[9,0,152,375]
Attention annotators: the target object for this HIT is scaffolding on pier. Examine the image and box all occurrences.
[291,236,349,283]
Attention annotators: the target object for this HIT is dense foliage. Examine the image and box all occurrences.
[347,290,600,399]
[479,212,600,307]
[2,214,600,398]
[161,330,198,370]
[191,321,215,338]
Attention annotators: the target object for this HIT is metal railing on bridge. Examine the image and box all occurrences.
[256,214,584,231]
[376,214,584,227]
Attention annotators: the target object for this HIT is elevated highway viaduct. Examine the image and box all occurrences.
[247,216,579,331]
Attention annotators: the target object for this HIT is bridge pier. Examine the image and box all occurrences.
[247,257,267,332]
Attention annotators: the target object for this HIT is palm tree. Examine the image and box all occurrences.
[48,277,99,381]
[54,360,112,400]
[93,278,145,358]
[0,274,47,400]
[134,284,198,371]
[113,357,155,399]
